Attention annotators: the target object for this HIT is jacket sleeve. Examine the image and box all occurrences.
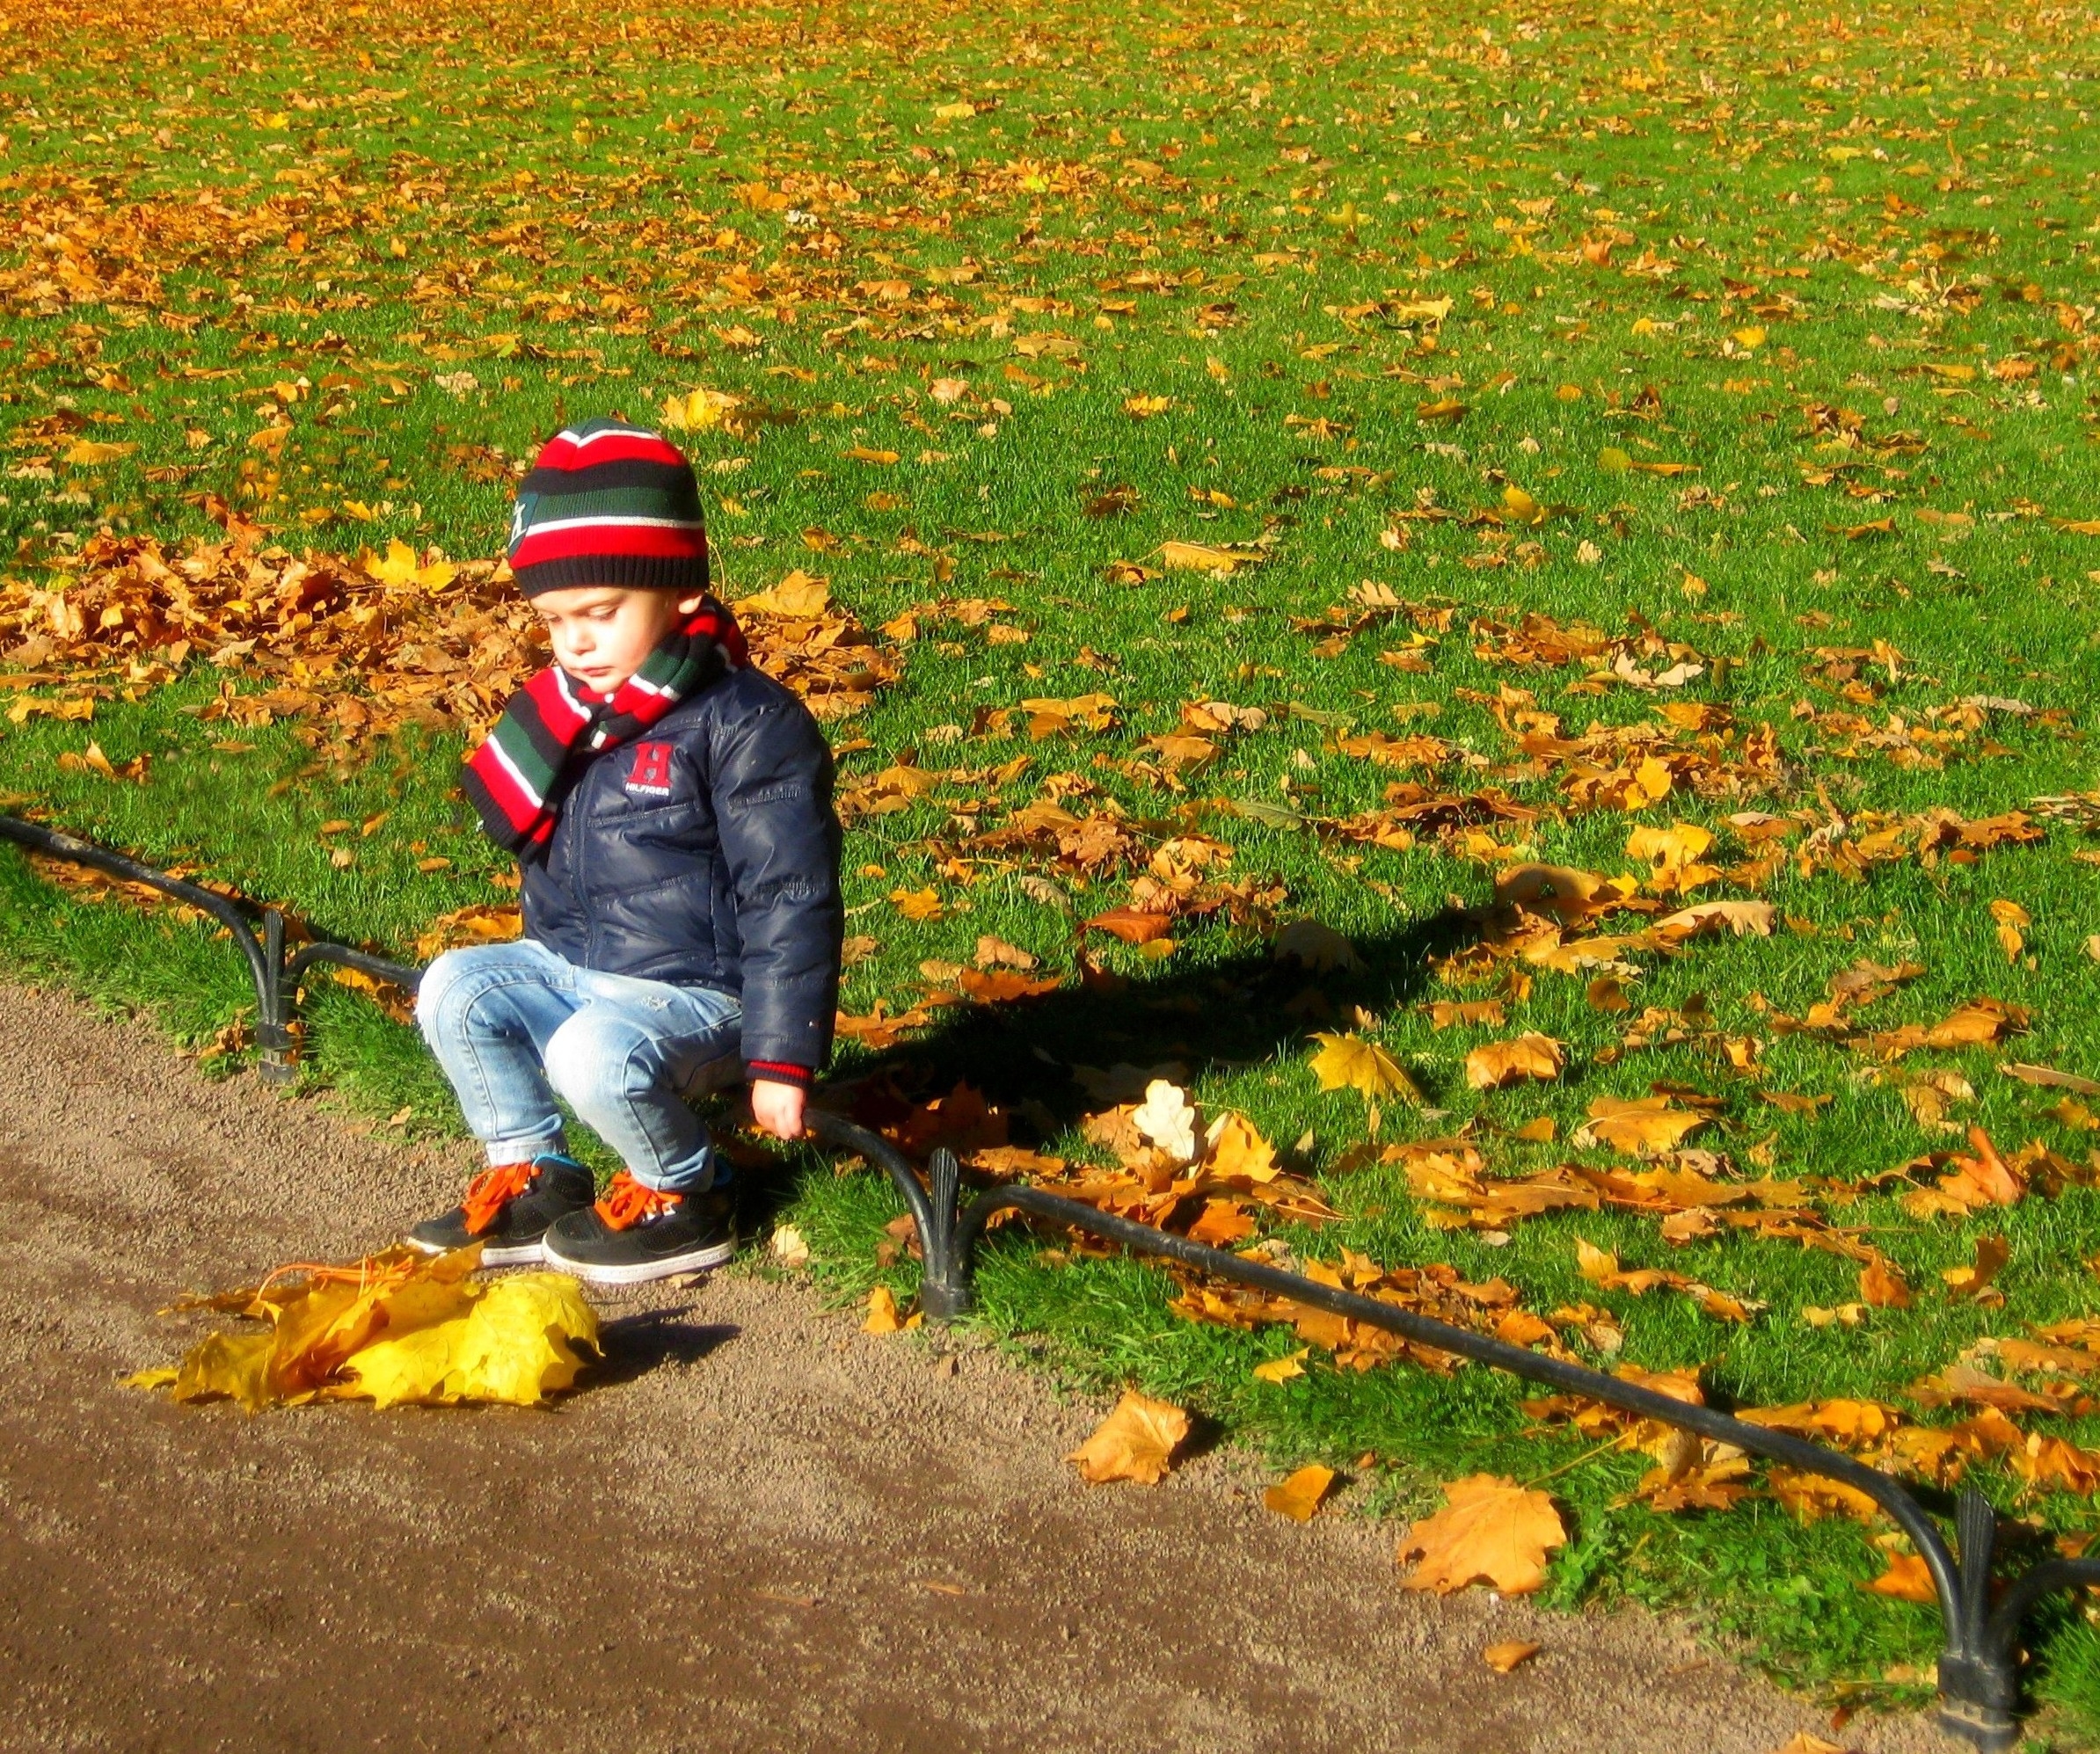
[709,686,843,1081]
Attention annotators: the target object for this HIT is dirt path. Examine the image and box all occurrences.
[0,985,1947,1754]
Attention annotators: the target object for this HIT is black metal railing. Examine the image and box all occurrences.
[3,811,2090,1751]
[810,1122,2093,1753]
[0,815,423,1081]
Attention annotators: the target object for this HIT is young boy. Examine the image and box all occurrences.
[405,416,842,1286]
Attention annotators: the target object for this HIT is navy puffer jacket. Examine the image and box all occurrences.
[519,665,842,1081]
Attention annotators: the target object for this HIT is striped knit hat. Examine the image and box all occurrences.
[506,416,710,597]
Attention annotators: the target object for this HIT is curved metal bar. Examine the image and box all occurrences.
[0,814,279,1020]
[952,1181,1965,1605]
[806,1109,938,1263]
[1984,1556,2100,1656]
[281,940,424,993]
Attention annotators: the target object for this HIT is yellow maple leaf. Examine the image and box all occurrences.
[1464,1033,1564,1090]
[63,439,137,466]
[734,570,832,618]
[1067,1391,1192,1485]
[889,886,944,921]
[1574,1094,1709,1156]
[367,538,456,593]
[1207,1111,1280,1183]
[1263,1464,1336,1522]
[127,1248,599,1412]
[864,1285,902,1334]
[1398,1474,1567,1594]
[1157,540,1258,573]
[1309,1032,1421,1103]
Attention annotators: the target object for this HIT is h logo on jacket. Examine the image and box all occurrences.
[625,741,675,799]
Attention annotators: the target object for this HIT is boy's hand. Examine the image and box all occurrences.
[749,1079,807,1141]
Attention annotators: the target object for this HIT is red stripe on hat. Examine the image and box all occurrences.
[531,432,689,472]
[511,522,709,566]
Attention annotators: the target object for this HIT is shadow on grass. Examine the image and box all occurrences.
[831,905,1477,1132]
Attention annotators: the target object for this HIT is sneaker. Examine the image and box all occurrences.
[405,1154,594,1267]
[540,1170,737,1286]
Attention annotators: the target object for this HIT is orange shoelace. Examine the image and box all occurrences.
[594,1169,682,1233]
[460,1160,538,1235]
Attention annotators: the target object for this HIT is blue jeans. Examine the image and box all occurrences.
[415,939,742,1193]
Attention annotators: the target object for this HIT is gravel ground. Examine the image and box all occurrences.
[0,984,1952,1752]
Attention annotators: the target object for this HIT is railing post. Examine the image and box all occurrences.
[916,1146,973,1319]
[254,906,296,1086]
[1936,1491,2021,1753]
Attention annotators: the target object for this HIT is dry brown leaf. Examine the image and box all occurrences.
[1067,1391,1192,1485]
[1574,1094,1709,1156]
[1482,1640,1542,1674]
[1860,1255,1913,1309]
[1263,1464,1337,1521]
[1942,1234,2010,1300]
[1655,898,1776,939]
[1397,1474,1566,1595]
[1465,1033,1565,1090]
[864,1285,902,1334]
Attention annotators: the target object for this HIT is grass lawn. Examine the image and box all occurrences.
[4,0,2100,1737]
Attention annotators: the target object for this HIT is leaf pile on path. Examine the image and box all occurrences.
[125,1243,599,1411]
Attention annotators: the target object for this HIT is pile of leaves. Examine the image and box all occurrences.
[0,507,895,746]
[125,1245,600,1411]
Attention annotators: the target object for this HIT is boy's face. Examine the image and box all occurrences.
[531,586,704,695]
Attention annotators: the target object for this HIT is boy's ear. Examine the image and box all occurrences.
[674,590,709,615]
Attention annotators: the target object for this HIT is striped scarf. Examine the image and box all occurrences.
[460,602,747,854]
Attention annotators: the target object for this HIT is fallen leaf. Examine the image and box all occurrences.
[1253,1348,1309,1384]
[1272,918,1363,972]
[770,1224,811,1269]
[2002,1063,2100,1096]
[1207,1111,1280,1183]
[1482,1640,1542,1674]
[1133,1079,1199,1164]
[1466,1033,1565,1090]
[864,1285,902,1334]
[1158,540,1259,573]
[1655,899,1776,939]
[890,886,945,921]
[1398,1474,1567,1595]
[128,1247,598,1412]
[1309,1032,1423,1103]
[1085,906,1175,945]
[1264,1464,1337,1521]
[1860,1255,1913,1309]
[1067,1391,1192,1485]
[1941,1234,2010,1300]
[1574,1095,1708,1156]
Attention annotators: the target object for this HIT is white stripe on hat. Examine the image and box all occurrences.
[517,513,706,537]
[553,425,666,450]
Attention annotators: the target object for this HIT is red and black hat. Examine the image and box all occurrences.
[507,417,709,598]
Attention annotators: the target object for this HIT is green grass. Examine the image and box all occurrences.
[4,0,2100,1739]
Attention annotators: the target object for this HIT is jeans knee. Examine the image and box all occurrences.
[543,1012,654,1110]
[414,948,476,1044]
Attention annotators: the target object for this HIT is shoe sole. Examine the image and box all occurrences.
[541,1235,737,1285]
[403,1234,547,1268]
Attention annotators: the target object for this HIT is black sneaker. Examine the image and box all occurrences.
[405,1154,594,1267]
[541,1171,737,1286]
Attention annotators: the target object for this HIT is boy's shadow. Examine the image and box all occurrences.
[731,905,1474,1231]
[590,1306,740,1386]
